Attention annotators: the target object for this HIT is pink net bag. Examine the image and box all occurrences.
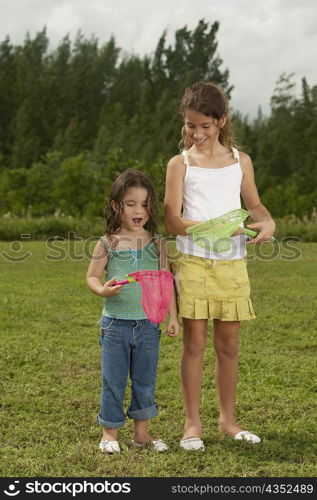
[116,270,174,323]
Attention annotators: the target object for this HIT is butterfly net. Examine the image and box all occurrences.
[129,270,174,323]
[185,208,251,253]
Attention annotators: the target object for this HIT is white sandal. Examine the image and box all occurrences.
[180,437,205,451]
[234,431,261,444]
[131,439,168,452]
[99,440,121,453]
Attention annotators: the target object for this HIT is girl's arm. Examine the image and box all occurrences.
[86,238,123,297]
[157,237,179,337]
[240,152,276,243]
[164,155,201,235]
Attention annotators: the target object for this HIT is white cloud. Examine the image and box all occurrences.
[1,0,316,117]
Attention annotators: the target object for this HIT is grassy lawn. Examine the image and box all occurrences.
[0,239,316,477]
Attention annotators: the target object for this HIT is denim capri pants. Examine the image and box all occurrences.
[97,316,160,429]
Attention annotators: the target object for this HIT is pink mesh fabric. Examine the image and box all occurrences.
[129,270,174,323]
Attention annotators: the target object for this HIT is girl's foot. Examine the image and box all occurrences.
[132,431,153,445]
[180,437,205,451]
[131,439,169,452]
[182,418,202,441]
[219,422,261,443]
[99,440,120,453]
[219,422,243,437]
[234,431,261,444]
[100,428,118,452]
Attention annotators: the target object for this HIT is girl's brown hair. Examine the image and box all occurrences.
[105,168,158,236]
[179,81,236,150]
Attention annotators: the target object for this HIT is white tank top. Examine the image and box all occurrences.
[176,147,247,260]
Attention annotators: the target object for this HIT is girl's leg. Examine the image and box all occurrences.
[213,319,243,436]
[98,318,130,441]
[133,419,151,443]
[128,321,160,444]
[102,427,118,441]
[133,418,169,451]
[181,318,208,440]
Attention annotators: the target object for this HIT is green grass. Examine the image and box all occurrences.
[0,240,316,477]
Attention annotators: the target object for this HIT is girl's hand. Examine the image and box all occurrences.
[246,219,276,245]
[100,277,123,297]
[165,317,180,337]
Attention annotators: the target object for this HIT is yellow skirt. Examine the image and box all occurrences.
[171,252,255,321]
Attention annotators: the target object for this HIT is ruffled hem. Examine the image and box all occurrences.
[178,297,256,321]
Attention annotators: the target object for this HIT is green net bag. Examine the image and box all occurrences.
[185,209,257,253]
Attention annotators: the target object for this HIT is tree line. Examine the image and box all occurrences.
[0,20,316,219]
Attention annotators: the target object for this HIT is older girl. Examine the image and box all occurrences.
[164,82,275,450]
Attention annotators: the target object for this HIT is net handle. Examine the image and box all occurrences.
[242,227,258,238]
[112,270,174,286]
[243,227,275,241]
[112,276,138,286]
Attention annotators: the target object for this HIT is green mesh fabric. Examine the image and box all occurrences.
[185,209,254,253]
[102,242,159,319]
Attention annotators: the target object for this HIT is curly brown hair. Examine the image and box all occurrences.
[179,81,236,150]
[105,168,158,236]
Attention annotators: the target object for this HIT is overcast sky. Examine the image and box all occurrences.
[1,0,317,118]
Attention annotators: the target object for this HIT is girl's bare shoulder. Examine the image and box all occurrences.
[99,234,119,252]
[238,150,252,166]
[167,153,186,169]
[90,236,109,261]
[166,154,186,185]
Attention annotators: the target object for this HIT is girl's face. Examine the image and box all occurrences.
[115,186,149,232]
[184,109,226,148]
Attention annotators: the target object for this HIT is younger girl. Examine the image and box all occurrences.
[87,168,179,453]
[164,82,275,450]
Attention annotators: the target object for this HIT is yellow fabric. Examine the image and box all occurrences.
[170,252,255,321]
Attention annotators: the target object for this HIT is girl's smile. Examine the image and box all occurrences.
[184,109,226,148]
[193,137,208,145]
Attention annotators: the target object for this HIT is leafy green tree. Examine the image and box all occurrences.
[3,168,29,214]
[53,153,106,216]
[11,29,50,167]
[0,37,17,165]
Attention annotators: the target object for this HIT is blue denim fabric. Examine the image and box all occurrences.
[97,316,160,429]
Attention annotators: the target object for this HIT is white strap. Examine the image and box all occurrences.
[181,149,189,167]
[232,146,239,160]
